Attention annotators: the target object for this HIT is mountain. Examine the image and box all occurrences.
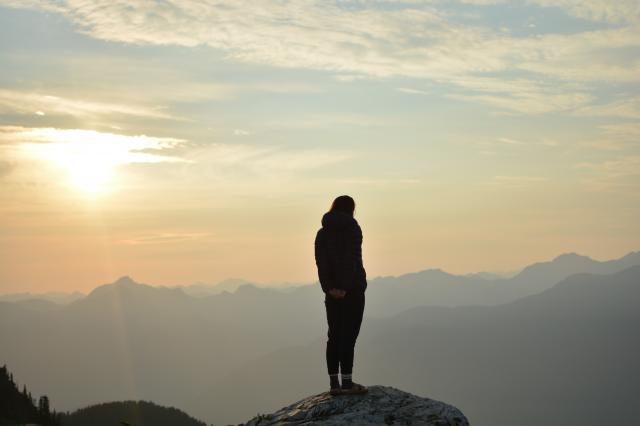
[0,276,326,424]
[465,271,515,280]
[179,278,254,297]
[60,401,206,426]
[364,250,640,312]
[193,266,640,426]
[241,385,468,426]
[1,252,639,425]
[182,251,638,321]
[3,250,639,313]
[0,291,84,305]
[508,251,640,291]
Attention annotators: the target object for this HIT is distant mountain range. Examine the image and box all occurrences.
[192,266,640,426]
[0,291,85,305]
[176,278,255,297]
[3,250,639,311]
[0,250,639,425]
[362,250,640,313]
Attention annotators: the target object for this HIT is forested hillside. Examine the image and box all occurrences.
[0,365,60,426]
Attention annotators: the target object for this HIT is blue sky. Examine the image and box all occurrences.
[0,0,638,292]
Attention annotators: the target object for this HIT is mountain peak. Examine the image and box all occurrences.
[113,275,137,286]
[552,252,592,262]
[85,276,153,300]
[240,385,468,426]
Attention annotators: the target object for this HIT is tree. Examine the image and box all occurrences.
[39,395,50,416]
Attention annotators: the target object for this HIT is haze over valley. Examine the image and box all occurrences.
[2,251,639,425]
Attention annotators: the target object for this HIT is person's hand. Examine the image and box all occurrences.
[328,288,346,299]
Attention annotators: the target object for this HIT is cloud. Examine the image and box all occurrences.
[397,87,431,95]
[488,175,549,187]
[529,0,640,24]
[264,113,397,129]
[581,122,640,151]
[496,137,525,145]
[0,126,188,192]
[0,125,352,194]
[120,232,211,245]
[598,123,640,141]
[575,156,640,193]
[0,126,184,157]
[2,0,638,115]
[0,89,180,120]
[329,177,421,185]
[445,76,594,114]
[493,175,548,182]
[233,129,252,136]
[0,126,188,196]
[575,97,640,119]
[186,142,351,174]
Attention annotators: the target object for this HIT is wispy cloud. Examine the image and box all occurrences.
[496,137,526,145]
[489,175,549,188]
[0,125,352,194]
[575,97,640,119]
[186,143,351,173]
[578,122,640,151]
[0,126,187,193]
[0,126,184,156]
[0,89,180,120]
[575,156,640,193]
[2,0,638,115]
[120,232,211,245]
[263,113,396,129]
[328,177,421,186]
[397,87,431,95]
[598,123,640,141]
[445,76,594,114]
[529,0,640,24]
[233,129,252,136]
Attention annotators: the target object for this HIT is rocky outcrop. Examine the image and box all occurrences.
[241,385,469,425]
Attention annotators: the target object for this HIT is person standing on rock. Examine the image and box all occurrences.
[314,195,368,395]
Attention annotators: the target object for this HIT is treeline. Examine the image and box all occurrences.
[1,365,210,426]
[0,365,61,426]
[61,400,208,426]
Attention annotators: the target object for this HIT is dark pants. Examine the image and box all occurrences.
[325,292,365,375]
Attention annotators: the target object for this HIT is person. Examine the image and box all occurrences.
[314,195,368,395]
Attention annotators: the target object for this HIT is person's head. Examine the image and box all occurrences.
[329,195,356,217]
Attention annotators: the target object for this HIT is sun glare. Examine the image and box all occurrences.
[19,128,183,196]
[54,146,117,195]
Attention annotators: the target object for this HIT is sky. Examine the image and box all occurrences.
[0,0,638,293]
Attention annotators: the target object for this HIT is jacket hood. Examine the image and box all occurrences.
[321,210,356,230]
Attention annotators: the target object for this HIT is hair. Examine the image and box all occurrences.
[329,195,356,216]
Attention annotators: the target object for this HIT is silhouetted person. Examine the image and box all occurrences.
[314,195,368,395]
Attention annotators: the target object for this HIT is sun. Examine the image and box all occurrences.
[20,128,183,197]
[30,130,126,195]
[59,151,116,195]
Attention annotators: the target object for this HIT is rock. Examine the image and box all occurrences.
[240,385,469,425]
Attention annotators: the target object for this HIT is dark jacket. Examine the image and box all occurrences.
[314,210,367,296]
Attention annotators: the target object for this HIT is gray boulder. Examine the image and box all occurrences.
[241,385,469,425]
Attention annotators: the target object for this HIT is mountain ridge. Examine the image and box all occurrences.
[3,250,638,301]
[199,265,640,426]
[1,256,639,425]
